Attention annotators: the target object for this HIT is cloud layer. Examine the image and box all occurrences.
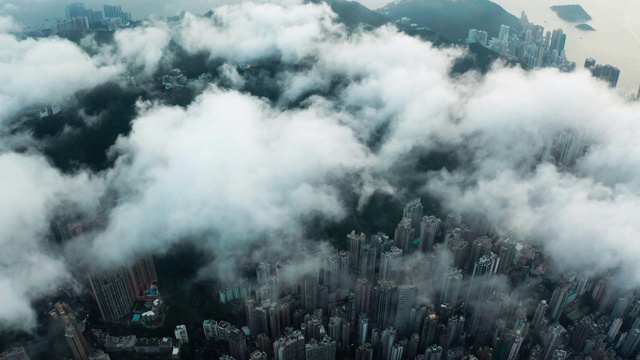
[0,153,101,329]
[1,0,640,330]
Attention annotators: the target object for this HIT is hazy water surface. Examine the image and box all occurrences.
[482,0,640,94]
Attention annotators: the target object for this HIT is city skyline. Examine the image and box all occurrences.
[1,0,640,359]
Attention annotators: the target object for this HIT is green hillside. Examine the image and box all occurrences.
[378,0,522,42]
[328,0,389,29]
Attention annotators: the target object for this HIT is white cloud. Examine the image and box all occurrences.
[88,88,370,280]
[0,33,119,123]
[177,2,341,64]
[112,23,171,76]
[0,153,102,330]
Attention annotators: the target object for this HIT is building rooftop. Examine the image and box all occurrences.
[134,337,173,347]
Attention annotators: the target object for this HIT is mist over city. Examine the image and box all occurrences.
[1,1,640,360]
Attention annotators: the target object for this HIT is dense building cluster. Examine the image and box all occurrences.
[18,2,133,38]
[26,195,639,360]
[21,256,167,360]
[191,193,640,360]
[584,58,621,88]
[201,200,510,359]
[467,12,576,72]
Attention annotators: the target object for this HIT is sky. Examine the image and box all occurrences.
[1,0,640,332]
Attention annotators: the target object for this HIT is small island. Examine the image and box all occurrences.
[575,23,595,31]
[551,4,592,22]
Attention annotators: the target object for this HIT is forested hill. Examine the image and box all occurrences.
[378,0,522,42]
[327,0,389,29]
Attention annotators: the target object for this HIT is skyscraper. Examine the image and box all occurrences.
[281,299,293,330]
[444,214,461,230]
[257,263,271,285]
[585,59,620,88]
[359,313,369,345]
[532,300,548,329]
[274,329,305,360]
[419,313,438,352]
[408,306,425,336]
[554,131,584,168]
[203,319,218,341]
[324,253,339,294]
[380,246,403,282]
[424,344,443,360]
[466,253,499,310]
[608,317,623,340]
[268,274,281,302]
[448,238,468,270]
[244,298,258,335]
[394,217,415,254]
[128,255,158,298]
[305,336,336,360]
[467,29,478,43]
[549,29,564,52]
[496,239,517,274]
[390,342,404,360]
[499,25,510,42]
[255,299,281,340]
[611,296,631,318]
[89,266,136,322]
[621,328,640,358]
[466,236,493,272]
[507,331,524,360]
[347,293,358,333]
[356,343,373,360]
[328,317,342,345]
[374,280,398,329]
[65,3,86,19]
[50,302,90,360]
[549,288,569,322]
[356,278,372,316]
[103,4,128,20]
[569,317,591,352]
[301,272,319,312]
[542,324,566,360]
[408,333,420,359]
[381,327,397,360]
[403,198,423,231]
[359,243,377,283]
[175,325,189,344]
[420,216,441,252]
[339,250,350,290]
[394,285,417,336]
[228,327,248,360]
[441,268,462,306]
[348,231,366,270]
